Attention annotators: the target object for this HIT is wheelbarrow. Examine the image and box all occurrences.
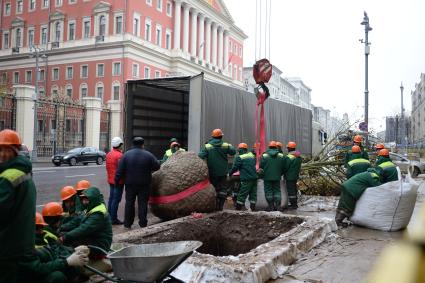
[85,241,202,283]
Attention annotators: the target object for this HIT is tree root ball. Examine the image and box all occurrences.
[150,151,216,220]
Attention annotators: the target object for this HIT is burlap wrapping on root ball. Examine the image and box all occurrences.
[150,151,216,220]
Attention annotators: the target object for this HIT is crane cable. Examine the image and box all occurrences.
[255,0,272,60]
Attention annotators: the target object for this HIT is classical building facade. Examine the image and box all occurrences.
[411,73,425,145]
[0,0,246,150]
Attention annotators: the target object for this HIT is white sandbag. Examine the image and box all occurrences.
[350,168,419,231]
[246,179,288,209]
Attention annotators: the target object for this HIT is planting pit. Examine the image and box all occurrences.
[115,211,336,283]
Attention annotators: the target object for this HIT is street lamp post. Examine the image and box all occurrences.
[29,45,47,162]
[360,12,372,145]
[400,82,405,151]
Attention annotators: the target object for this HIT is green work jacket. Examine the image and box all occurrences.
[198,138,236,177]
[229,151,257,181]
[260,149,284,181]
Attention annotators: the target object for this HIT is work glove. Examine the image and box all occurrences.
[66,251,89,267]
[74,245,90,256]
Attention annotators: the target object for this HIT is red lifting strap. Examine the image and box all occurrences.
[148,179,211,205]
[253,58,272,84]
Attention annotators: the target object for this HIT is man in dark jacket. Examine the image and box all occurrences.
[229,143,258,211]
[375,149,398,183]
[335,168,381,226]
[346,145,371,179]
[260,141,285,211]
[199,129,236,211]
[115,137,160,228]
[106,136,124,225]
[0,129,36,283]
[282,141,303,209]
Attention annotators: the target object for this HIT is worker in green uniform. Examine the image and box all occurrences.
[276,142,283,154]
[282,141,303,209]
[344,135,369,167]
[335,169,381,227]
[260,141,285,211]
[60,185,82,226]
[0,129,36,283]
[346,145,371,179]
[229,143,258,211]
[375,149,398,183]
[61,187,112,258]
[41,202,64,246]
[74,179,91,212]
[199,128,236,211]
[162,141,185,163]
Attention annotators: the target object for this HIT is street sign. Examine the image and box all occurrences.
[359,121,368,131]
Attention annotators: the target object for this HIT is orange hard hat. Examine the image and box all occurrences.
[42,202,63,217]
[75,180,91,191]
[35,212,48,226]
[276,142,283,148]
[352,145,361,153]
[253,143,258,149]
[353,135,363,143]
[0,129,21,146]
[170,142,179,147]
[238,143,248,149]
[211,128,223,138]
[375,143,385,150]
[269,141,277,148]
[287,141,297,149]
[61,186,77,201]
[378,149,390,156]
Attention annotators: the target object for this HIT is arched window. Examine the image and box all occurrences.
[80,83,88,99]
[99,15,106,36]
[55,22,61,42]
[65,84,73,98]
[96,82,104,100]
[15,28,21,47]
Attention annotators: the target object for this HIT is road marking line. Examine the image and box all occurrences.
[65,174,96,178]
[33,165,105,171]
[33,170,56,174]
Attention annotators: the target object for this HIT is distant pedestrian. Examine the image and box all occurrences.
[115,137,160,229]
[106,137,124,225]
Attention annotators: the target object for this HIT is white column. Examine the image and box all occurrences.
[218,27,224,69]
[173,0,182,50]
[205,18,211,64]
[107,100,122,141]
[182,3,190,53]
[83,97,102,148]
[190,8,198,57]
[224,30,229,72]
[198,14,205,61]
[211,22,218,67]
[14,85,35,152]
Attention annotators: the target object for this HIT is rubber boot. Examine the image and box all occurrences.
[335,209,348,227]
[215,198,221,211]
[266,202,274,212]
[235,203,243,210]
[274,200,281,211]
[218,198,225,211]
[250,203,256,212]
[288,198,298,210]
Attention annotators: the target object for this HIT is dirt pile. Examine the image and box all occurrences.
[150,151,216,220]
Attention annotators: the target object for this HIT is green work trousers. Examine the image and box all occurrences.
[337,185,356,216]
[286,180,298,206]
[264,181,281,204]
[0,259,18,283]
[210,176,227,200]
[236,180,257,205]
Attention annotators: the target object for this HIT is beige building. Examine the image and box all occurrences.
[411,73,425,145]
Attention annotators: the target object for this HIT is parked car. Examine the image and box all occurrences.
[19,144,30,159]
[52,147,106,166]
[389,152,425,177]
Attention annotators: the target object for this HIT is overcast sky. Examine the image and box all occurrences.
[225,0,425,133]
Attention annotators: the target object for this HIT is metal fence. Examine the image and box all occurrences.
[99,107,111,152]
[0,94,16,131]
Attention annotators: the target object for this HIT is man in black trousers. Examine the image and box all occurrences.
[115,137,160,229]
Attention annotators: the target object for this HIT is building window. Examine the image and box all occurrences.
[65,119,71,132]
[42,0,48,8]
[38,120,44,132]
[55,0,62,6]
[99,15,106,36]
[16,0,23,13]
[96,84,103,99]
[15,28,22,47]
[113,85,120,100]
[155,70,160,78]
[166,1,172,17]
[4,3,11,16]
[3,32,9,49]
[66,85,72,98]
[52,68,59,80]
[69,0,76,4]
[133,17,139,36]
[1,73,7,83]
[97,64,104,77]
[146,0,152,5]
[25,70,32,83]
[28,29,34,46]
[132,64,139,78]
[29,0,35,11]
[144,67,150,79]
[115,15,123,34]
[83,20,90,38]
[66,66,73,79]
[38,69,45,81]
[157,0,162,11]
[229,63,232,77]
[54,22,61,42]
[113,62,121,76]
[155,24,161,46]
[41,27,47,44]
[80,84,87,98]
[13,72,19,84]
[165,29,171,49]
[145,19,151,41]
[81,65,88,78]
[68,22,75,40]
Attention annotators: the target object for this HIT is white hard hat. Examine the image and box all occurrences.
[111,137,123,148]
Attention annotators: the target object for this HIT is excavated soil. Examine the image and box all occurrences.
[125,212,304,256]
